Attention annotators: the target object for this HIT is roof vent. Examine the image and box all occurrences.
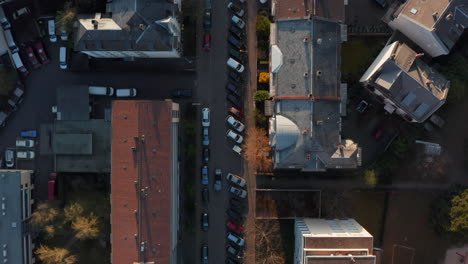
[432,12,438,20]
[317,38,322,44]
[91,20,98,29]
[410,8,418,14]
[426,80,433,85]
[139,24,146,30]
[415,53,424,58]
[291,84,296,89]
[316,70,322,76]
[303,37,309,42]
[289,58,295,64]
[304,72,309,77]
[292,8,298,13]
[445,13,453,20]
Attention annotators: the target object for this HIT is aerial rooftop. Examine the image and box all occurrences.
[273,0,345,21]
[399,0,454,29]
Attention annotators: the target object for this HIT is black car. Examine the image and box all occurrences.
[229,48,242,61]
[226,245,241,258]
[203,148,210,163]
[171,89,192,98]
[229,25,243,39]
[202,187,209,204]
[227,208,243,223]
[201,212,209,231]
[228,35,242,49]
[203,9,212,31]
[228,70,242,83]
[226,82,240,97]
[227,94,241,108]
[226,257,239,264]
[230,197,244,212]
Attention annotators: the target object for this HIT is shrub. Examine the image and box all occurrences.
[255,90,270,102]
[258,72,270,83]
[256,15,271,39]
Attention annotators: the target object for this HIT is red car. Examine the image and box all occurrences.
[25,46,40,69]
[228,106,244,118]
[203,33,211,50]
[34,42,50,64]
[48,172,57,201]
[226,220,243,234]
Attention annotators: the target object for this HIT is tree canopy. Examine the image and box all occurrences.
[35,245,77,264]
[449,189,468,233]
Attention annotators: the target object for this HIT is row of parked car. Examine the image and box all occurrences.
[2,129,37,168]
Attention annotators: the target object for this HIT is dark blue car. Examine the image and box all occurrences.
[202,166,209,185]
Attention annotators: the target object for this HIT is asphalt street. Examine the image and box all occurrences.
[0,40,196,201]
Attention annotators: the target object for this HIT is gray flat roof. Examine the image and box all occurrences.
[53,120,111,173]
[0,171,23,264]
[56,85,89,121]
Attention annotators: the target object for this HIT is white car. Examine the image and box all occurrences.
[227,58,244,73]
[202,108,210,127]
[16,138,34,148]
[231,15,245,29]
[5,149,14,168]
[227,232,245,247]
[229,186,247,199]
[228,2,244,17]
[116,88,137,97]
[226,173,246,188]
[203,127,210,146]
[17,151,34,159]
[226,115,245,132]
[226,129,243,144]
[232,145,242,156]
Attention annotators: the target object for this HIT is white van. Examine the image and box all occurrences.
[0,6,11,29]
[59,46,67,69]
[89,86,115,96]
[48,20,57,42]
[227,58,244,73]
[116,88,137,97]
[4,30,18,52]
[11,52,29,77]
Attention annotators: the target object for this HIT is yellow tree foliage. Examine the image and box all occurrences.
[258,72,270,83]
[242,127,272,172]
[64,202,84,223]
[449,189,468,232]
[31,203,59,227]
[35,245,77,264]
[72,213,100,240]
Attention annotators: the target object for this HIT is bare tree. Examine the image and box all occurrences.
[71,213,100,240]
[242,127,273,172]
[35,244,77,264]
[255,220,286,264]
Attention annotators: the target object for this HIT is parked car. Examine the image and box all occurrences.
[202,187,209,204]
[48,178,56,201]
[228,2,245,17]
[201,166,209,185]
[232,145,242,156]
[202,108,210,127]
[20,130,37,138]
[229,48,242,61]
[214,169,222,191]
[201,244,208,264]
[356,100,368,114]
[226,82,240,97]
[226,246,241,258]
[430,114,445,128]
[11,52,29,77]
[374,0,387,8]
[0,6,11,29]
[201,212,209,231]
[16,138,34,148]
[48,19,57,42]
[59,46,67,69]
[226,173,246,187]
[229,25,243,39]
[226,129,243,144]
[25,47,40,69]
[5,149,14,168]
[203,32,211,50]
[231,15,245,29]
[226,115,245,132]
[227,94,241,108]
[229,186,247,199]
[227,232,245,247]
[203,9,212,31]
[34,42,50,64]
[228,35,242,49]
[12,7,30,20]
[227,220,244,234]
[230,197,244,212]
[226,208,243,223]
[202,127,210,146]
[203,147,210,163]
[226,257,240,264]
[172,89,192,98]
[116,88,137,97]
[17,150,34,159]
[227,57,244,73]
[228,70,242,83]
[229,106,244,118]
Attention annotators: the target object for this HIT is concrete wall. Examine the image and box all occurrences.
[82,49,181,59]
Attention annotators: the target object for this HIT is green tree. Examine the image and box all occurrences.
[449,189,468,232]
[35,245,77,264]
[256,15,271,39]
[254,90,270,102]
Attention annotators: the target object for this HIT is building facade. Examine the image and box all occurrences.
[0,170,34,264]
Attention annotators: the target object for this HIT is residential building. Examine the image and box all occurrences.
[269,18,360,171]
[75,0,182,58]
[271,0,345,22]
[295,218,376,264]
[111,100,180,264]
[386,0,468,57]
[360,40,449,123]
[0,170,34,264]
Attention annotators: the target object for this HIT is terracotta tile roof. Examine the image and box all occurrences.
[275,0,345,21]
[111,100,173,264]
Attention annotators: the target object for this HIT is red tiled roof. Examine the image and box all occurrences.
[111,100,173,264]
[275,0,345,21]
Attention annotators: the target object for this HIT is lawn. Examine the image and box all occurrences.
[341,37,387,79]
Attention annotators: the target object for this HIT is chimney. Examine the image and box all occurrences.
[304,72,309,77]
[445,13,453,21]
[303,36,309,42]
[91,20,98,29]
[415,53,424,58]
[426,80,433,85]
[432,12,438,20]
[316,70,322,76]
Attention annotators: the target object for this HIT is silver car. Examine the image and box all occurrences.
[4,149,14,168]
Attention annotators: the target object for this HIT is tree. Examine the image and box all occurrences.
[243,127,272,172]
[449,189,468,232]
[64,202,84,223]
[255,220,286,264]
[55,2,77,34]
[31,203,59,227]
[254,90,270,102]
[258,72,270,83]
[256,15,271,39]
[35,245,77,264]
[363,169,378,187]
[71,213,100,240]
